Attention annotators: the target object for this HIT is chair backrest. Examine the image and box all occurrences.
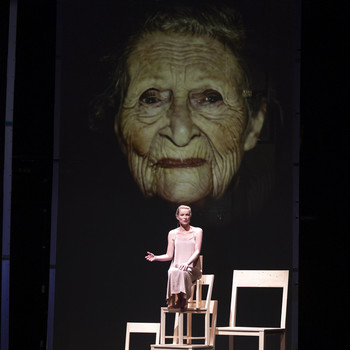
[125,322,160,350]
[188,274,215,309]
[229,270,289,328]
[199,255,203,271]
[193,255,203,273]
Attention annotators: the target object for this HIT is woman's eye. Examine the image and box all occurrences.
[205,91,223,103]
[140,89,160,104]
[190,89,223,107]
[139,89,171,106]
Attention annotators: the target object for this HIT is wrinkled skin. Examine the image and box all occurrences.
[116,32,265,204]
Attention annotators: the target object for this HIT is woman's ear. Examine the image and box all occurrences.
[243,101,267,151]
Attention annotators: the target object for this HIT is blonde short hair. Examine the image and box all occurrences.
[176,205,192,217]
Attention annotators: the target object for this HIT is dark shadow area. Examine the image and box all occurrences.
[1,0,349,349]
[236,288,283,327]
[299,1,349,349]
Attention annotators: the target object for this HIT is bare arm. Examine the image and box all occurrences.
[145,231,175,262]
[178,228,203,271]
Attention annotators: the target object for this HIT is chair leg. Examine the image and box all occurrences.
[160,309,166,344]
[229,335,234,350]
[204,313,210,345]
[178,313,184,345]
[187,313,192,344]
[173,313,179,344]
[124,325,130,350]
[280,332,286,350]
[258,331,265,350]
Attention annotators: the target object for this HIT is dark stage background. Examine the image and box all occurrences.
[0,1,349,350]
[54,1,297,349]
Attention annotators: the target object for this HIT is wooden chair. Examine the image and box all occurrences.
[160,274,215,346]
[124,322,160,350]
[152,300,218,350]
[216,270,289,350]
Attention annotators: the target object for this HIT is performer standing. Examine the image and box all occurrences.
[145,205,202,309]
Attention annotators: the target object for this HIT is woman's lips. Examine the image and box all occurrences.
[156,158,206,168]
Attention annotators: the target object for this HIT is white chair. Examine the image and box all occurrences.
[124,322,160,350]
[216,270,289,350]
[160,274,215,345]
[151,300,218,350]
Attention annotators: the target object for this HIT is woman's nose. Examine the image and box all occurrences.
[159,101,200,147]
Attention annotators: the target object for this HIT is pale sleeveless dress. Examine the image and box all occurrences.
[166,230,202,302]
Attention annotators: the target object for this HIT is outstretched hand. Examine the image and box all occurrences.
[145,251,156,262]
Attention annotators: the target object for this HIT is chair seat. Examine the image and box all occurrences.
[216,326,286,335]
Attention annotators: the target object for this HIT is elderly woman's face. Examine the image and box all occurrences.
[116,32,258,204]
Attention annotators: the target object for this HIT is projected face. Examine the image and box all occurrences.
[116,32,265,204]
